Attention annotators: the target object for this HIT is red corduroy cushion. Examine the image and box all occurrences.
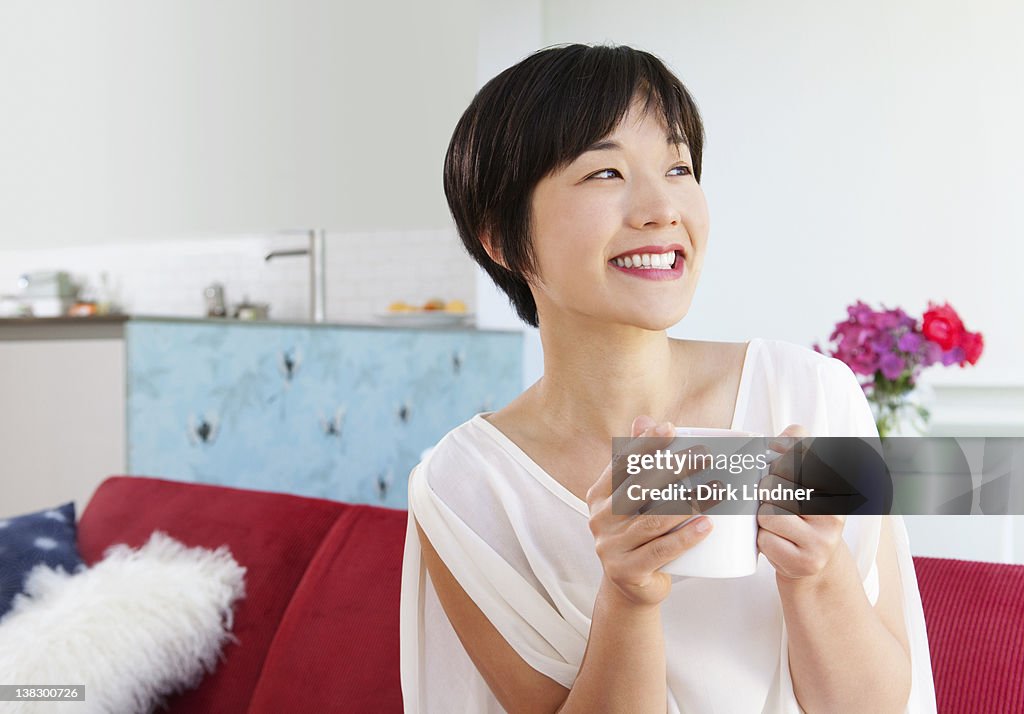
[248,504,407,714]
[914,555,1024,713]
[77,476,348,714]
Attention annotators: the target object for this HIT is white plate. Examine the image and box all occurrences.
[374,311,474,327]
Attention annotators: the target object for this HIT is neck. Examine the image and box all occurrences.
[528,313,694,444]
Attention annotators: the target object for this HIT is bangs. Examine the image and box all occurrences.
[533,45,704,181]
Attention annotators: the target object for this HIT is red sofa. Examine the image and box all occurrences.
[77,476,1024,713]
[77,476,407,714]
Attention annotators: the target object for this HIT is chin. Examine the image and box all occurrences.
[632,298,693,330]
[621,308,690,331]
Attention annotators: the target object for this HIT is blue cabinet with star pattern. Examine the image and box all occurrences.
[125,319,522,508]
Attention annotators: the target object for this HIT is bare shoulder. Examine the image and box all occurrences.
[674,338,750,382]
[676,337,748,358]
[479,387,543,446]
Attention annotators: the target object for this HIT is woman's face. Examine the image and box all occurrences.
[527,99,709,331]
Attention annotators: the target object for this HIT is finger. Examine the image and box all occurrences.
[620,509,701,548]
[766,439,805,482]
[757,502,811,542]
[630,515,713,572]
[632,414,658,437]
[756,472,811,512]
[593,420,679,510]
[593,420,676,504]
[767,425,809,459]
[636,497,697,516]
[756,526,802,566]
[757,487,802,514]
[615,420,677,463]
[767,439,820,494]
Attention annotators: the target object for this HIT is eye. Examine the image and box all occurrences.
[586,165,693,180]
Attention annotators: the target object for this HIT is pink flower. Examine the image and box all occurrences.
[960,331,984,366]
[819,300,982,391]
[879,353,906,380]
[922,302,964,351]
[898,332,922,353]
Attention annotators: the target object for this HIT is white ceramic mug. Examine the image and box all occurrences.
[656,427,766,578]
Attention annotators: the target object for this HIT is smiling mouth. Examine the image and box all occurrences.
[608,249,683,270]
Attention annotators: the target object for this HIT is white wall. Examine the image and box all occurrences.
[0,0,479,247]
[540,0,1023,387]
[476,1,1024,390]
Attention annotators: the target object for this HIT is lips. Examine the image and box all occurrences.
[608,253,686,281]
[608,243,686,262]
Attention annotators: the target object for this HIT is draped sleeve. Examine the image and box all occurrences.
[399,423,595,712]
[763,345,937,713]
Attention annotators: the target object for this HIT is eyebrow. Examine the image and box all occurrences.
[581,136,687,154]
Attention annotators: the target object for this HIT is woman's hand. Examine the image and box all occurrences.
[756,424,847,583]
[585,414,714,608]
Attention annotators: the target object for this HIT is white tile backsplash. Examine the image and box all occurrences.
[0,229,476,322]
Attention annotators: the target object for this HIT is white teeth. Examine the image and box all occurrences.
[612,250,678,269]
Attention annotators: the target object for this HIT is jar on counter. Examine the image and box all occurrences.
[204,283,227,318]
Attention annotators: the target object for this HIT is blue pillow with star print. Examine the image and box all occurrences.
[0,502,85,618]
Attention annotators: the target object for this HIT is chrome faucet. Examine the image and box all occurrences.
[265,229,327,323]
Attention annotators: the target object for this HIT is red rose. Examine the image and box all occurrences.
[960,331,984,366]
[922,302,964,351]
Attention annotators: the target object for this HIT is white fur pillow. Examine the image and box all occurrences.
[0,531,246,714]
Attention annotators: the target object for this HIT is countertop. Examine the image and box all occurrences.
[0,314,517,340]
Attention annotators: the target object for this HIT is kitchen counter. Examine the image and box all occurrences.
[2,312,523,514]
[0,313,512,340]
[0,314,130,339]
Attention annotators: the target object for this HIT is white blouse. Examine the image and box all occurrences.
[400,338,936,712]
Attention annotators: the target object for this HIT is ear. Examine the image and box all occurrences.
[479,229,509,270]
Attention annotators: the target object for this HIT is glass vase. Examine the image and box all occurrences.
[868,383,930,439]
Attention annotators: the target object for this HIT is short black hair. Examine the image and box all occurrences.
[443,43,705,327]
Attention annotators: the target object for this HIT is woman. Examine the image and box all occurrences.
[400,44,935,713]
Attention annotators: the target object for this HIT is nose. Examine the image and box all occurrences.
[625,173,682,230]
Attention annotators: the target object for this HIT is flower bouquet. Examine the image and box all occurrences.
[816,302,983,438]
